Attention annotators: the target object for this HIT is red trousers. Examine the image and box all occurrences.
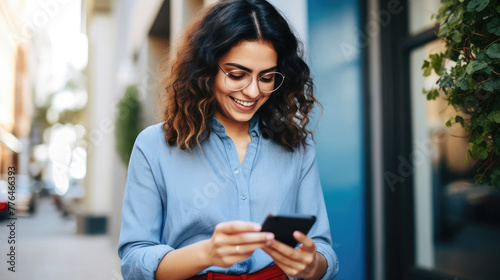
[187,264,288,280]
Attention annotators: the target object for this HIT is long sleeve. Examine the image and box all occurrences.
[296,137,339,279]
[118,128,174,280]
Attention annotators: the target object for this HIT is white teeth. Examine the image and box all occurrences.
[232,97,256,107]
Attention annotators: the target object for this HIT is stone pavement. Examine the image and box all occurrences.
[0,197,122,280]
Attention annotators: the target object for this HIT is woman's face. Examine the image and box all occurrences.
[214,40,278,124]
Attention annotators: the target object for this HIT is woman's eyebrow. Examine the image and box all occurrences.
[224,63,278,73]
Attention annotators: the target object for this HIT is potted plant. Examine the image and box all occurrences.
[115,85,141,165]
[422,0,500,188]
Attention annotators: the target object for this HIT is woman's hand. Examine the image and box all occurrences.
[203,221,275,268]
[262,231,327,280]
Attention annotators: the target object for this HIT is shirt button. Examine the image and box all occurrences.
[241,194,247,200]
[251,131,257,137]
[234,169,240,175]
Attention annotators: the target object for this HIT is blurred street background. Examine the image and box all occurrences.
[1,0,499,280]
[0,197,121,280]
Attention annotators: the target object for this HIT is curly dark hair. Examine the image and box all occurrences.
[161,0,320,151]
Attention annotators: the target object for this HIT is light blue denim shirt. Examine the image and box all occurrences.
[118,115,339,280]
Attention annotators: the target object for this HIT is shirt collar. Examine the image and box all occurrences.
[209,114,261,137]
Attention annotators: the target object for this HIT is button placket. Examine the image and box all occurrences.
[222,138,250,219]
[212,118,253,220]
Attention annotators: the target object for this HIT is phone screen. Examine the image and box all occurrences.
[261,213,316,248]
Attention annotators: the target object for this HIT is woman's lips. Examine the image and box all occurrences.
[230,97,257,111]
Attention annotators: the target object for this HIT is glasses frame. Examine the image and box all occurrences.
[217,64,285,93]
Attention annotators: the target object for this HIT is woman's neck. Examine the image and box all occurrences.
[214,111,250,139]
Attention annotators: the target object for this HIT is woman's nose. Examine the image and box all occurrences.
[242,78,261,98]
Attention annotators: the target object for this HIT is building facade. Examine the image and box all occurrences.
[82,1,500,280]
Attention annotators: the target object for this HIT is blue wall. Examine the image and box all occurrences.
[308,1,366,279]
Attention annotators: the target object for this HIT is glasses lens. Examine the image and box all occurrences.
[259,72,284,93]
[225,70,252,91]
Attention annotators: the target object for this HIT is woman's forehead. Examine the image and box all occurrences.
[219,40,278,71]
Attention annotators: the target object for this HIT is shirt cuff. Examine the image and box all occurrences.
[121,244,174,280]
[315,242,339,280]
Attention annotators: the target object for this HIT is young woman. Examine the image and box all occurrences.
[118,0,339,279]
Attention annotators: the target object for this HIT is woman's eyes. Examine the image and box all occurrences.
[260,75,275,83]
[226,71,275,82]
[228,73,246,80]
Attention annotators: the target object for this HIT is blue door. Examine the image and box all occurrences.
[308,1,366,279]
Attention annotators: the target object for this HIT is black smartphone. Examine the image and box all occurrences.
[261,213,316,248]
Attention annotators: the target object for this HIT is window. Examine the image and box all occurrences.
[381,1,500,279]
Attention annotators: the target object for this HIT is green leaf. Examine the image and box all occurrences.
[426,89,439,100]
[475,135,484,145]
[470,115,478,129]
[467,0,490,12]
[445,116,453,127]
[431,57,443,75]
[466,60,487,74]
[476,147,489,160]
[430,53,438,59]
[438,20,450,37]
[468,75,479,89]
[465,149,469,165]
[478,114,491,127]
[450,30,462,43]
[494,78,500,90]
[490,168,500,188]
[489,111,500,123]
[480,65,493,75]
[486,44,500,59]
[440,75,454,89]
[456,77,469,90]
[423,66,432,77]
[455,115,465,127]
[481,77,500,91]
[438,10,462,37]
[482,78,496,91]
[495,135,500,146]
[487,18,500,36]
[469,142,477,154]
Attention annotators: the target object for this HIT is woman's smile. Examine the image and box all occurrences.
[230,96,258,111]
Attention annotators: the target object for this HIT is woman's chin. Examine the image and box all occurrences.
[229,113,254,123]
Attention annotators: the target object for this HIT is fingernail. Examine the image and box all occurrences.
[254,224,262,231]
[294,231,301,237]
[267,233,274,240]
[267,240,273,246]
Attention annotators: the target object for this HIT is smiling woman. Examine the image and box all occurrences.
[214,41,278,123]
[117,1,339,280]
[160,0,317,152]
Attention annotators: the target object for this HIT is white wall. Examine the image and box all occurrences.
[267,0,308,55]
[85,14,116,216]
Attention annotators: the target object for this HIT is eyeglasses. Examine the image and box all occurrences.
[217,64,285,93]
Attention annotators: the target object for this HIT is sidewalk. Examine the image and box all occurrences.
[0,197,122,280]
